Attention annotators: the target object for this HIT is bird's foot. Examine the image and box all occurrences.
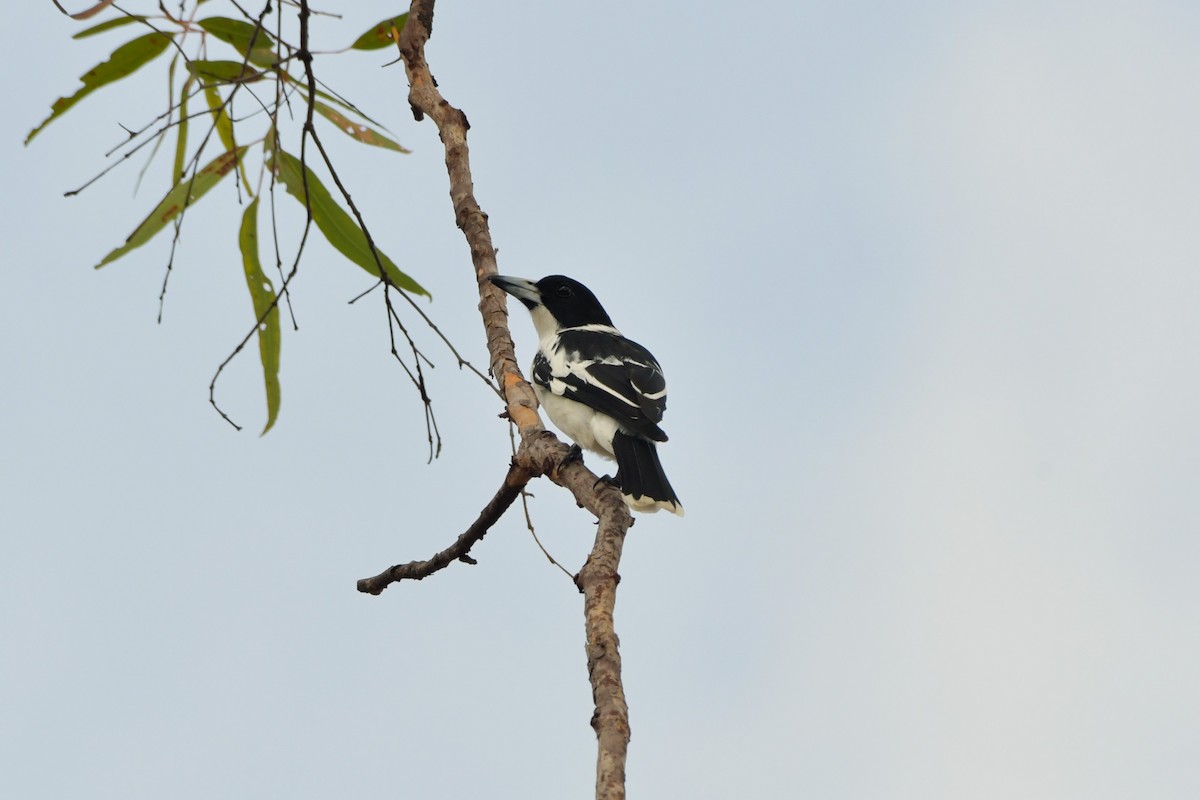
[550,444,584,480]
[592,473,620,492]
[560,443,584,468]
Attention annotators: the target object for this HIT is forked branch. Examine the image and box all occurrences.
[379,3,635,798]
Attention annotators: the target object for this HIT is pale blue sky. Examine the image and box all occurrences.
[3,2,1199,798]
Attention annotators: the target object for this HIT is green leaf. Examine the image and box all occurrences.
[186,60,262,84]
[135,54,177,192]
[203,85,236,152]
[197,17,277,67]
[312,101,410,153]
[96,146,247,268]
[26,31,174,144]
[350,14,408,50]
[238,198,282,435]
[173,75,194,183]
[311,87,386,129]
[270,148,428,296]
[277,70,389,130]
[72,15,146,39]
[202,84,249,189]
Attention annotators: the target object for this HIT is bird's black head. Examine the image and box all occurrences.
[489,274,614,330]
[533,275,613,328]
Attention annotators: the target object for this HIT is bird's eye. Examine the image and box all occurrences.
[556,285,574,298]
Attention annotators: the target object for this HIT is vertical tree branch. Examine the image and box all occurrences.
[396,1,540,436]
[576,485,633,800]
[395,3,632,798]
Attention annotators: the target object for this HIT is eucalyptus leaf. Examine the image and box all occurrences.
[313,102,409,153]
[173,75,194,183]
[198,17,277,67]
[72,15,146,39]
[202,84,249,188]
[203,84,236,152]
[186,60,262,84]
[135,55,177,191]
[26,31,174,144]
[270,148,427,296]
[278,70,389,130]
[97,146,247,268]
[238,198,282,435]
[350,14,408,50]
[66,0,118,21]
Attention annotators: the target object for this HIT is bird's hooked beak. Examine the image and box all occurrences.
[488,274,541,309]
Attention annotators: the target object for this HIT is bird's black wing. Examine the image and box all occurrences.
[534,328,669,442]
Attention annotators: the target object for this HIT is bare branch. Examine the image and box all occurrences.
[356,461,534,595]
[393,5,634,797]
[395,0,541,434]
[576,491,633,800]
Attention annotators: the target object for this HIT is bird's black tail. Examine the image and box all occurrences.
[611,431,684,516]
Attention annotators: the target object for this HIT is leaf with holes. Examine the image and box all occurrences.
[96,146,247,268]
[313,102,410,153]
[350,14,408,50]
[238,198,282,435]
[26,31,174,144]
[270,148,427,296]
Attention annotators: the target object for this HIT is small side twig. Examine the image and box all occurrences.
[383,286,441,461]
[356,461,534,595]
[519,487,574,580]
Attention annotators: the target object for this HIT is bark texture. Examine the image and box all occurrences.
[394,4,632,798]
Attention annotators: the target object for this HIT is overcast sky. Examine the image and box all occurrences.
[3,1,1199,798]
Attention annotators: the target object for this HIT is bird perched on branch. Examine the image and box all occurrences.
[489,274,684,516]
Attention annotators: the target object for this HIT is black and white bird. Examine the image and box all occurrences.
[489,274,684,516]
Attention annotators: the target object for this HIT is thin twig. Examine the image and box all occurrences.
[394,288,501,395]
[505,416,573,580]
[383,287,441,461]
[520,489,574,580]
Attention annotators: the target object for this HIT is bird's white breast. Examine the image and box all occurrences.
[533,382,618,460]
